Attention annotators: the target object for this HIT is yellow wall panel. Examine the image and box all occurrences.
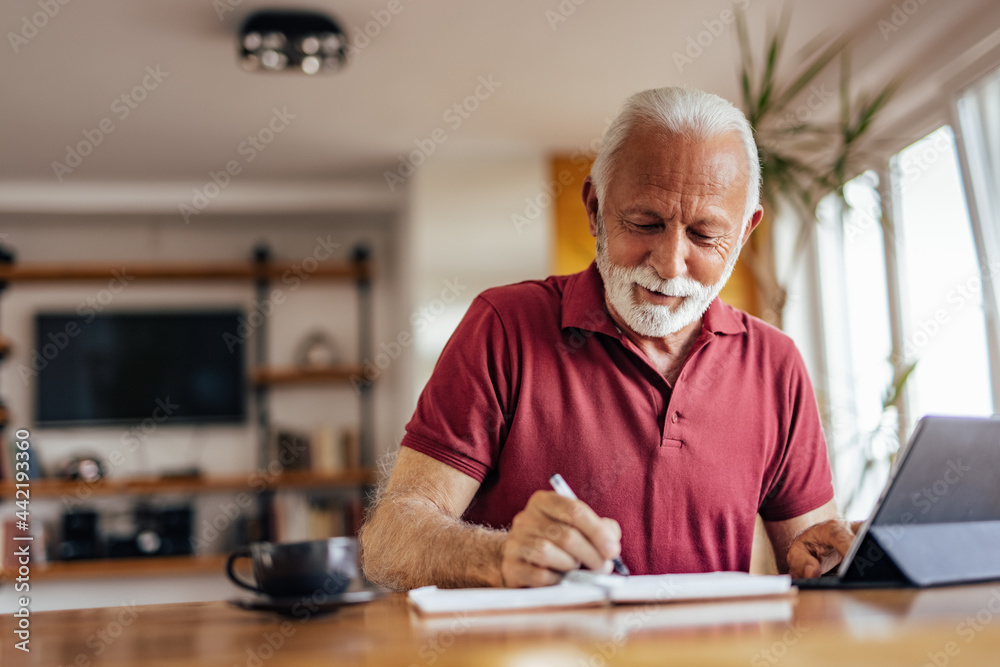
[551,155,597,276]
[549,154,759,317]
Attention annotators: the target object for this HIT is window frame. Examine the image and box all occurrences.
[794,46,1000,514]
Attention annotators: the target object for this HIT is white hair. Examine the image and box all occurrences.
[590,87,761,225]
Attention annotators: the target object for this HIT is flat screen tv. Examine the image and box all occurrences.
[34,310,247,426]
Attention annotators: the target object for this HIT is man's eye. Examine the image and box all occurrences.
[689,230,715,241]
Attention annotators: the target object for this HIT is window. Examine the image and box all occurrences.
[892,127,992,429]
[805,64,1000,519]
[814,172,895,514]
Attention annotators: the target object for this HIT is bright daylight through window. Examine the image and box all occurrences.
[817,102,1000,518]
[893,126,992,429]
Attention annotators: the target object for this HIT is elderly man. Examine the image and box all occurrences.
[361,87,857,589]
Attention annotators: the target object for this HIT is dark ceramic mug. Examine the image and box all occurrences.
[226,537,358,598]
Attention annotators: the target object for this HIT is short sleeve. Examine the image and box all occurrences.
[401,296,513,483]
[758,350,835,522]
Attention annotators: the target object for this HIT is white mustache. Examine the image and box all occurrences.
[628,269,707,299]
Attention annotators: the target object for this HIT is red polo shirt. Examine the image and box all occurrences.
[402,262,834,574]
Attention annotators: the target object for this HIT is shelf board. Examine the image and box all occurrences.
[250,365,368,385]
[0,260,370,283]
[0,554,230,583]
[0,469,376,499]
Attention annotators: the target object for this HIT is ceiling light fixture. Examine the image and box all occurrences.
[239,10,348,74]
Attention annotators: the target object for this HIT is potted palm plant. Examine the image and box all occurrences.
[733,10,912,513]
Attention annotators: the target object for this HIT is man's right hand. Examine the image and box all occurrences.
[500,490,622,587]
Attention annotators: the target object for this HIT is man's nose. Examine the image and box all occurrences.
[648,229,687,280]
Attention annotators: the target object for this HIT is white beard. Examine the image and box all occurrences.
[595,219,742,337]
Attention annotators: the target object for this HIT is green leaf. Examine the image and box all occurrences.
[736,9,756,116]
[741,69,753,119]
[736,9,754,77]
[839,51,851,129]
[884,360,918,408]
[756,10,788,119]
[772,35,849,113]
[733,8,897,221]
[852,78,902,139]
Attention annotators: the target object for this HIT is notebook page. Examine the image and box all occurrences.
[563,571,793,603]
[408,581,607,615]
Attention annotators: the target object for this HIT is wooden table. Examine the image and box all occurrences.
[4,583,1000,666]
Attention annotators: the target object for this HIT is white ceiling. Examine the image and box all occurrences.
[1,0,997,183]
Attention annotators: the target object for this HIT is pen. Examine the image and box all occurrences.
[548,473,630,576]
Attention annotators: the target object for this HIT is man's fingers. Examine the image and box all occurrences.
[603,517,622,542]
[538,521,608,572]
[827,522,855,557]
[786,520,858,578]
[502,559,563,588]
[535,493,620,560]
[518,536,581,573]
[786,540,822,578]
[504,492,622,584]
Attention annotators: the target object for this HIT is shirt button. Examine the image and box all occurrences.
[671,412,679,423]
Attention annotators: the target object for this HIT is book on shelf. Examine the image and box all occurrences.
[271,428,312,472]
[270,424,361,477]
[341,426,360,470]
[312,424,361,473]
[270,493,353,543]
[310,424,343,474]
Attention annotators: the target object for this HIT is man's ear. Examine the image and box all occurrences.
[582,176,600,238]
[741,206,764,246]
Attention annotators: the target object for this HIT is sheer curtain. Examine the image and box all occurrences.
[956,65,1000,414]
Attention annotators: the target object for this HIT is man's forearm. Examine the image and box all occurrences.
[360,494,507,591]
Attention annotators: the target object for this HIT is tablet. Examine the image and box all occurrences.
[798,415,1000,588]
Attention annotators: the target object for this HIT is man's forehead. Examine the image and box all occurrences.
[619,126,742,162]
[610,130,747,190]
[611,159,745,197]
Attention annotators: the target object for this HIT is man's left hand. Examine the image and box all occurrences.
[786,519,862,578]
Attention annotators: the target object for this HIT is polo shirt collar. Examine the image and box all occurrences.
[561,261,746,337]
[560,262,622,337]
[702,294,746,335]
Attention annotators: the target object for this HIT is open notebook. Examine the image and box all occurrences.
[408,571,793,615]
